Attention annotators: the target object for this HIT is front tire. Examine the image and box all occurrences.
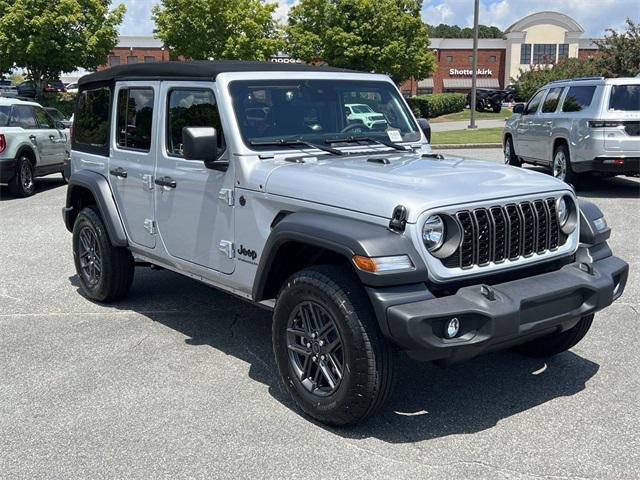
[8,156,35,197]
[72,206,134,302]
[273,265,395,426]
[504,136,521,166]
[513,314,594,357]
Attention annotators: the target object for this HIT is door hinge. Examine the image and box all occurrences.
[142,174,154,190]
[144,219,157,235]
[218,188,234,206]
[219,240,234,259]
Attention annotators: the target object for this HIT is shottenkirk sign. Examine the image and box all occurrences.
[449,68,493,76]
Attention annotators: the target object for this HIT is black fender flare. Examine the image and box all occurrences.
[578,199,611,246]
[252,211,427,301]
[63,169,128,247]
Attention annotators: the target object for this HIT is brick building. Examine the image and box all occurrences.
[400,11,600,96]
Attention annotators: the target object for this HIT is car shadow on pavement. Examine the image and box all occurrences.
[522,166,640,199]
[0,176,66,201]
[69,267,600,442]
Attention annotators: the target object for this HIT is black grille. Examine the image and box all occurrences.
[444,198,567,269]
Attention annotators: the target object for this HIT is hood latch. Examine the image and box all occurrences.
[389,205,408,233]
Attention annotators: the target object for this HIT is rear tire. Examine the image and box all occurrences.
[552,144,579,185]
[492,104,502,113]
[273,265,395,426]
[504,136,521,167]
[8,156,35,197]
[513,314,594,357]
[72,206,134,302]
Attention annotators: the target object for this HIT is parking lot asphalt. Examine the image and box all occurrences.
[1,150,638,480]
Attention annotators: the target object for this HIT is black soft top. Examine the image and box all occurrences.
[79,60,356,86]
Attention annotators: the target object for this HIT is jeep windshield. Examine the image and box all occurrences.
[229,79,421,151]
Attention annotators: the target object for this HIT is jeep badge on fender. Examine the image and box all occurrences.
[62,61,628,427]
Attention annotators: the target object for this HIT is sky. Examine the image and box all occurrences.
[119,0,639,38]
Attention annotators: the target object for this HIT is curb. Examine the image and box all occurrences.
[431,143,502,150]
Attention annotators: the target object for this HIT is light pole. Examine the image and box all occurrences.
[469,0,480,129]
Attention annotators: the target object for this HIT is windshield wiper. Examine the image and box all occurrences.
[325,135,411,152]
[250,138,344,156]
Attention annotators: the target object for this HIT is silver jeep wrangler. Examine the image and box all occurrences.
[63,61,628,426]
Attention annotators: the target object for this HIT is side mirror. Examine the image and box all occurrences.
[417,117,431,143]
[182,126,218,168]
[55,121,65,130]
[513,103,525,115]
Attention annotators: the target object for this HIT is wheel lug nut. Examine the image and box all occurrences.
[318,340,324,347]
[311,333,317,339]
[312,356,317,362]
[320,355,326,361]
[306,343,311,348]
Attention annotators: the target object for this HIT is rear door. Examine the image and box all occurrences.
[108,82,159,249]
[9,105,52,163]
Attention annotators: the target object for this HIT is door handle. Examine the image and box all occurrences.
[154,176,177,188]
[109,167,128,178]
[29,135,37,142]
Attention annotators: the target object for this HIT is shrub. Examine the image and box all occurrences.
[38,93,76,117]
[406,93,465,118]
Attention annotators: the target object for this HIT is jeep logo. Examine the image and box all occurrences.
[238,245,257,260]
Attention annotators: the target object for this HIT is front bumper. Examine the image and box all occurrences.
[370,254,628,363]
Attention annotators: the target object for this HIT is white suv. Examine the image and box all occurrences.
[0,97,69,196]
[503,77,640,184]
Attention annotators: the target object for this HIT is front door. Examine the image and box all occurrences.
[515,89,546,160]
[531,87,564,163]
[154,82,235,274]
[33,106,66,166]
[108,82,159,249]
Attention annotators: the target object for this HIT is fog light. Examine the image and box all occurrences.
[445,317,460,338]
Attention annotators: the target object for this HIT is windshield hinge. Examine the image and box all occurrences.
[218,188,234,206]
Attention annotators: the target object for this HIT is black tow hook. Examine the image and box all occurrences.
[480,284,496,301]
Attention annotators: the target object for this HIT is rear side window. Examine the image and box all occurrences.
[562,86,596,112]
[166,89,224,156]
[609,85,640,111]
[0,106,10,126]
[541,87,563,113]
[10,105,37,128]
[524,89,545,115]
[75,87,111,153]
[116,88,154,151]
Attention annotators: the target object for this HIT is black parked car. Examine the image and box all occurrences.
[17,81,36,98]
[466,87,516,113]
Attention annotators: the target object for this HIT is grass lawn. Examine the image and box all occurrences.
[431,127,503,145]
[431,108,512,123]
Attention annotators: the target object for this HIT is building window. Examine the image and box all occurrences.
[144,56,156,63]
[489,55,497,62]
[533,44,556,64]
[446,55,453,63]
[127,55,138,64]
[416,87,432,95]
[558,44,569,60]
[401,90,412,98]
[520,44,531,64]
[108,56,120,67]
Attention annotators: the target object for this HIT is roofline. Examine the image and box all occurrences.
[505,11,584,34]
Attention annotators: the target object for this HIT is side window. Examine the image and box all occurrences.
[562,86,596,112]
[34,107,52,128]
[10,105,37,128]
[75,87,111,152]
[116,88,155,151]
[166,89,225,157]
[524,90,545,115]
[541,87,563,113]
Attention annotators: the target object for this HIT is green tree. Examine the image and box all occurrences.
[513,58,603,101]
[0,0,125,97]
[286,0,435,84]
[426,23,503,39]
[595,18,640,77]
[152,0,282,61]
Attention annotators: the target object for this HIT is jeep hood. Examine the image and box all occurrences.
[264,153,570,223]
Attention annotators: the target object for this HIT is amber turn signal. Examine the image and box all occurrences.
[353,255,378,272]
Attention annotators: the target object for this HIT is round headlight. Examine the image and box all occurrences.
[423,215,445,251]
[557,197,569,227]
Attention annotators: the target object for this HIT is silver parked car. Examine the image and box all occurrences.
[63,62,627,426]
[0,97,69,196]
[503,77,640,183]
